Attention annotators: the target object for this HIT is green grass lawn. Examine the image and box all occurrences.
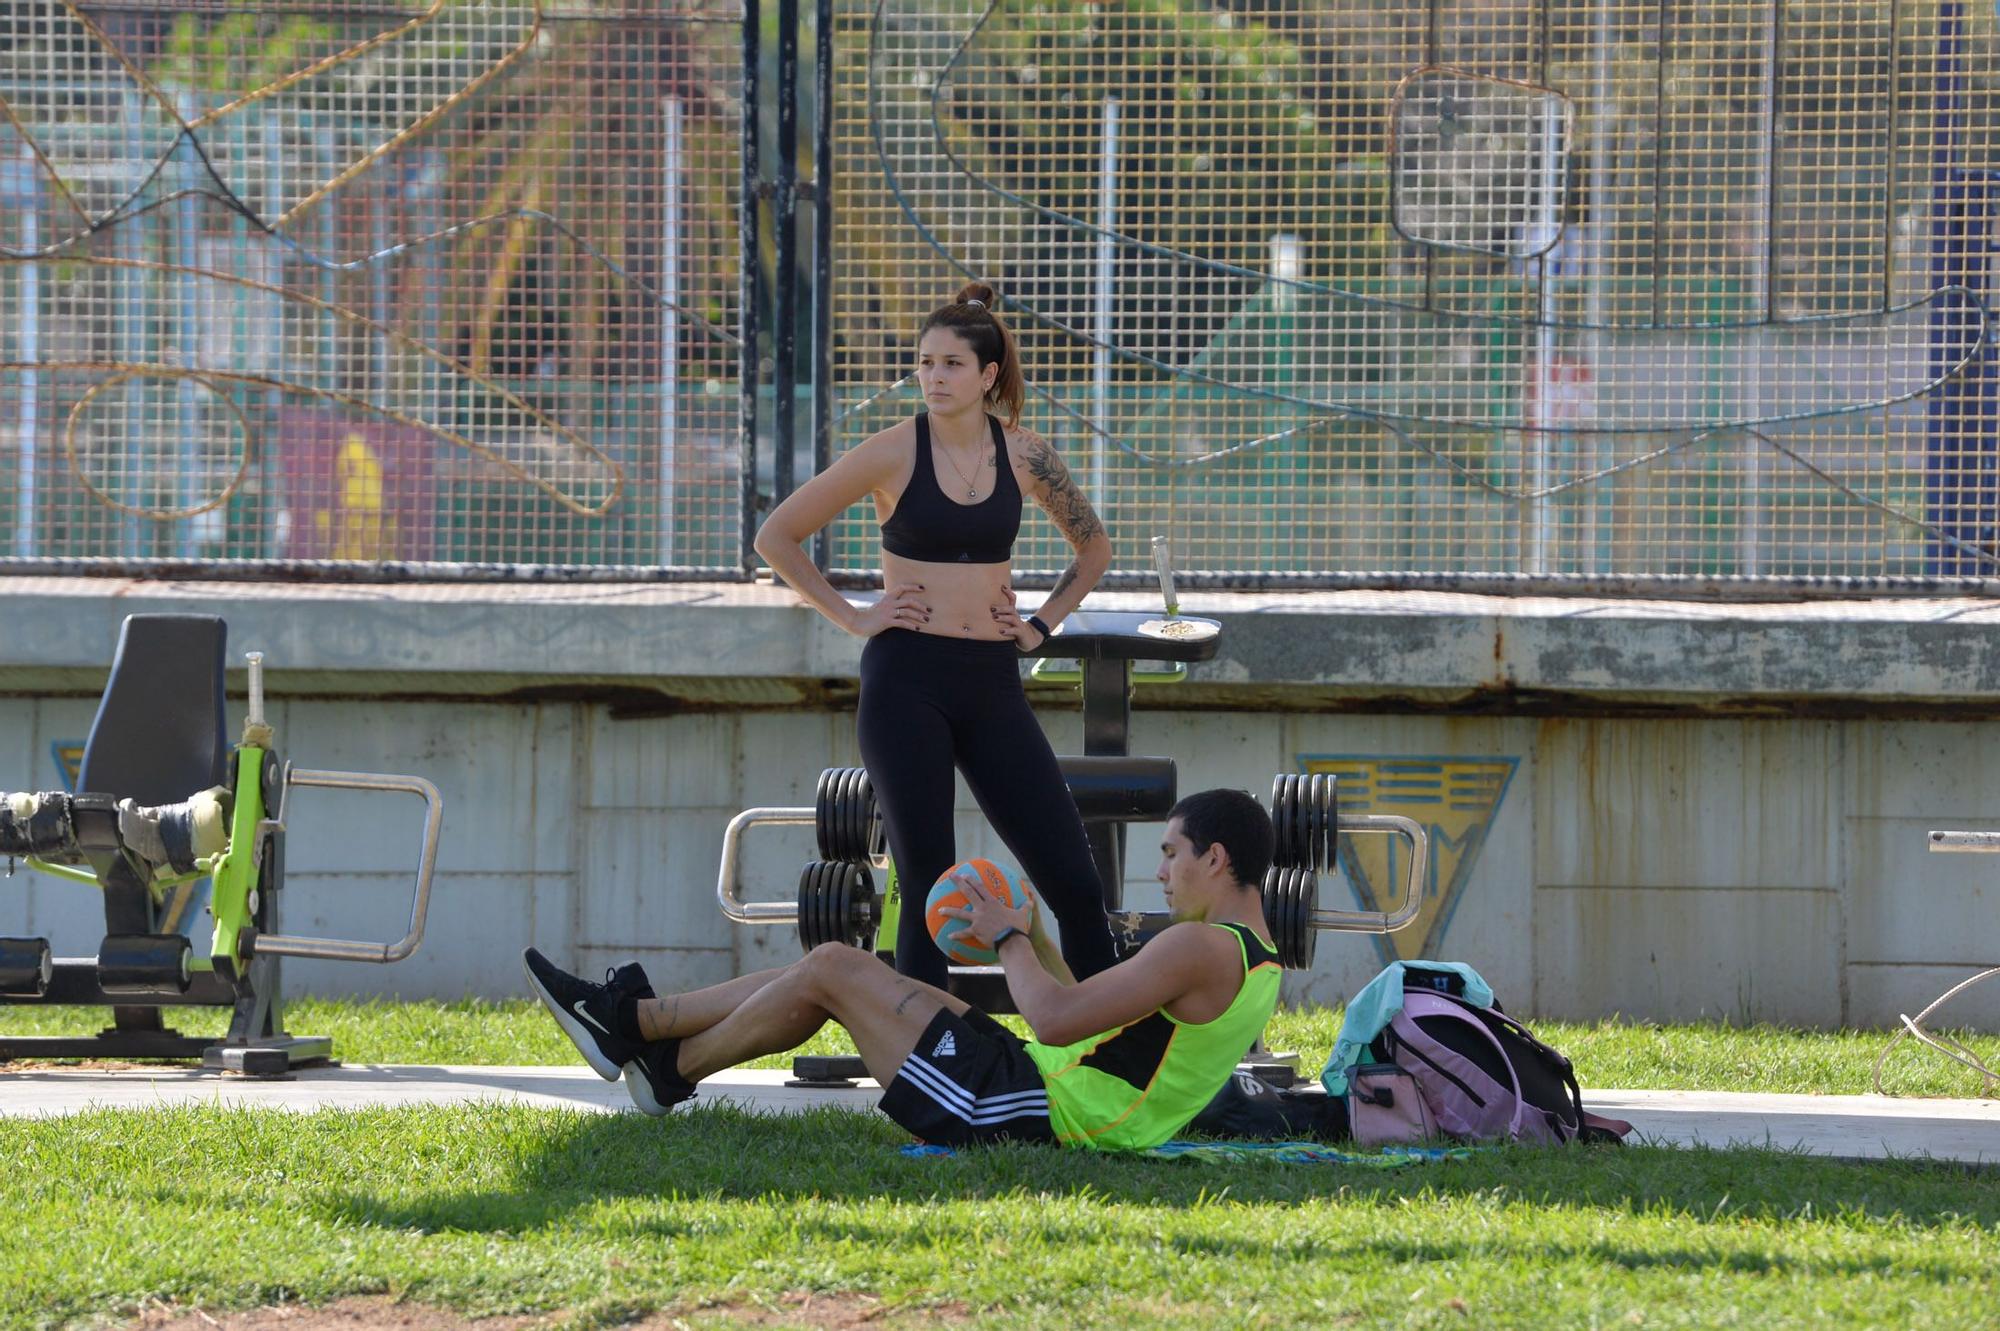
[3,1001,1997,1330]
[1,1101,1995,1331]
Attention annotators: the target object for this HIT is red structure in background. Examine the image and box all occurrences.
[276,408,436,562]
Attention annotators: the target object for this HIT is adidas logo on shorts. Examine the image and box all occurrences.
[932,1030,958,1059]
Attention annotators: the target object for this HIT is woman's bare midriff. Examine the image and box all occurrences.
[881,549,1014,641]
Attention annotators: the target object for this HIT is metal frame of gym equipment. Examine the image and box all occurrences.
[715,602,1431,1086]
[0,614,442,1077]
[1869,829,2000,1095]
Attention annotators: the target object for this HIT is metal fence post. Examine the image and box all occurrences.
[811,0,835,571]
[773,0,800,512]
[740,0,763,574]
[1925,1,1999,576]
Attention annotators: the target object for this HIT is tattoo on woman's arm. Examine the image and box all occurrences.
[1024,436,1105,546]
[1047,562,1080,606]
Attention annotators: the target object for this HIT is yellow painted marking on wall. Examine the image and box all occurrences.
[1303,755,1519,964]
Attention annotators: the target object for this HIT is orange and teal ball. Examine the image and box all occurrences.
[925,858,1037,965]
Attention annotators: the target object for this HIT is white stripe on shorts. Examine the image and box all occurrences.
[900,1054,1050,1125]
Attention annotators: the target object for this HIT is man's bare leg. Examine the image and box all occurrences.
[632,966,789,1041]
[677,943,969,1085]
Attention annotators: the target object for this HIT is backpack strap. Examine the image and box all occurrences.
[1396,989,1626,1145]
[1474,1000,1589,1144]
[1580,1110,1634,1143]
[1399,991,1540,1139]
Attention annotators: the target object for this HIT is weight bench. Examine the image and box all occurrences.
[0,614,442,1076]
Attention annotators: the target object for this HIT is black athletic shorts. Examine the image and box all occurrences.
[878,1006,1057,1147]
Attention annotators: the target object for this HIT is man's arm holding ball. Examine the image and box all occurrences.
[953,874,1200,1047]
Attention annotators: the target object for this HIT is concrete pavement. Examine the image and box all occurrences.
[2,1064,1995,1163]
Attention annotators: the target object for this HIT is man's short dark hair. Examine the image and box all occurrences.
[1167,788,1273,890]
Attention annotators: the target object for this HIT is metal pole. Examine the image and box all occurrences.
[739,0,762,573]
[1081,656,1132,914]
[661,97,684,566]
[173,103,204,558]
[318,125,339,384]
[1923,0,1996,575]
[1528,98,1560,574]
[1093,95,1119,507]
[370,163,391,393]
[1742,0,1780,577]
[262,112,286,559]
[118,89,146,557]
[13,150,39,558]
[417,149,443,561]
[810,0,835,571]
[1650,0,1669,328]
[1586,0,1614,572]
[773,0,800,507]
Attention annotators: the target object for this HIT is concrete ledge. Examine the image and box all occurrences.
[4,575,2000,716]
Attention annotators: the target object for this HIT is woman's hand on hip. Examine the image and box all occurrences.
[850,583,929,636]
[991,586,1044,650]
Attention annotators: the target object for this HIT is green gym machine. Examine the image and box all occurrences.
[0,614,442,1077]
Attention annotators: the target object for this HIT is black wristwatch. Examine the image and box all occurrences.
[1024,615,1052,648]
[991,925,1027,951]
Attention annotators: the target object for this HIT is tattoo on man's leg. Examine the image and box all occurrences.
[893,985,921,1015]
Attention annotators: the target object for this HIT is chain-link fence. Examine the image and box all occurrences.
[3,1,1997,586]
[1,0,745,573]
[831,0,2000,584]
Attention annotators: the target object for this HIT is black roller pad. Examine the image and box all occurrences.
[0,937,52,996]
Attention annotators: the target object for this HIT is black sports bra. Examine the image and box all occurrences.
[879,413,1022,565]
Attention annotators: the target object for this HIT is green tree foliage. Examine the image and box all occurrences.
[157,10,336,97]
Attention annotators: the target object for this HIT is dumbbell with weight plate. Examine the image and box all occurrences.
[814,767,883,863]
[1259,866,1319,970]
[795,860,879,953]
[1269,773,1338,873]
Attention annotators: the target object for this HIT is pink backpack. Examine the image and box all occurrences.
[1372,991,1631,1145]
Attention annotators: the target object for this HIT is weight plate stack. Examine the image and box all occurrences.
[1269,772,1338,873]
[838,861,878,952]
[815,767,881,863]
[797,860,879,953]
[839,768,861,865]
[796,860,822,952]
[1260,866,1319,970]
[813,769,842,862]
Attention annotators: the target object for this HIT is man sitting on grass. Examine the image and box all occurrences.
[524,788,1281,1150]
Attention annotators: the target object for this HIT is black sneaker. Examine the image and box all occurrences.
[624,1037,698,1116]
[522,948,652,1080]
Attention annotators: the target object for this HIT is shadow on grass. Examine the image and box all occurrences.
[321,1101,2000,1241]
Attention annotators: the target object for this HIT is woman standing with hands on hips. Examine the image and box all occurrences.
[754,283,1119,986]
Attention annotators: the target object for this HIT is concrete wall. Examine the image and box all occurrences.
[3,576,1998,1029]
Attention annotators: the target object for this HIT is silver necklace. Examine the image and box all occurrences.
[936,436,989,499]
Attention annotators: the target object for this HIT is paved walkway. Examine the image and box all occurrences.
[2,1064,1996,1163]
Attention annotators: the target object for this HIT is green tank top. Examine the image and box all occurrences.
[1024,922,1282,1151]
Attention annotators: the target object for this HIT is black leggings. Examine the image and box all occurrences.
[857,629,1118,987]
